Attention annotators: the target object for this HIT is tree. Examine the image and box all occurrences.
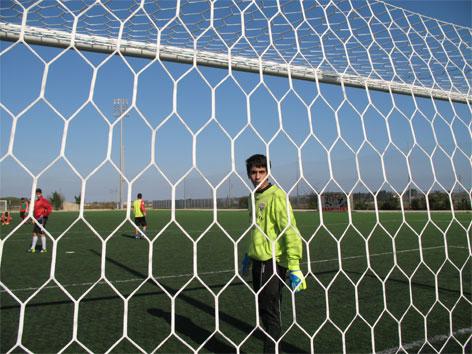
[74,194,81,205]
[458,197,471,210]
[238,196,248,209]
[354,199,368,210]
[49,191,65,210]
[428,191,450,210]
[378,191,400,210]
[411,197,426,210]
[308,192,319,210]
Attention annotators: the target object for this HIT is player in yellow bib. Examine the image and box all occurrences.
[133,193,147,239]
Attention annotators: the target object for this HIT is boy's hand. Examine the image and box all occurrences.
[241,254,251,276]
[289,270,307,292]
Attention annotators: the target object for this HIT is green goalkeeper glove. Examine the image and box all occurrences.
[289,270,307,292]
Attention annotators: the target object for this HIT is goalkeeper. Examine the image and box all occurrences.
[28,188,52,253]
[242,154,306,353]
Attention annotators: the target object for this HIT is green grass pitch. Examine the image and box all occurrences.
[1,210,470,353]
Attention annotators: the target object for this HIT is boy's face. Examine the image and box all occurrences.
[249,166,269,190]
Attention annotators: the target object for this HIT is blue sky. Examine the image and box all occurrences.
[0,0,470,203]
[388,0,471,27]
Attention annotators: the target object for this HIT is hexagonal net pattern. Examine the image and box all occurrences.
[0,1,471,353]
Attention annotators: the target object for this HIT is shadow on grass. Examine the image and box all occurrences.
[148,308,236,353]
[2,249,307,353]
[98,250,307,353]
[3,246,467,353]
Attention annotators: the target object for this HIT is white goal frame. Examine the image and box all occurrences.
[0,199,8,213]
[0,1,470,353]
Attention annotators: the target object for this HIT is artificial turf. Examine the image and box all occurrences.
[0,209,470,353]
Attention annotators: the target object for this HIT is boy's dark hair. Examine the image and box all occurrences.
[246,154,270,175]
[35,188,42,194]
[137,193,142,199]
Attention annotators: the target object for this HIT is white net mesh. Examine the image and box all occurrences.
[0,0,471,353]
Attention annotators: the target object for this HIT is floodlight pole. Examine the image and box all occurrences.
[113,98,128,210]
[296,169,300,207]
[409,186,412,209]
[228,175,231,208]
[184,179,186,209]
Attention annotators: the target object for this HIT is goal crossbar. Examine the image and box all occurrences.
[1,22,470,104]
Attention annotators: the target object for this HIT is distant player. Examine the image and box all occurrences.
[19,197,29,220]
[1,211,12,225]
[133,193,147,239]
[28,188,52,253]
[241,154,306,353]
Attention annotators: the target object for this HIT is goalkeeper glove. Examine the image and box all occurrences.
[289,270,307,292]
[241,254,251,276]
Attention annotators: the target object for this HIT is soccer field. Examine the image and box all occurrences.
[1,210,471,353]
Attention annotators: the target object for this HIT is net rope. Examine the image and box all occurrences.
[0,0,471,353]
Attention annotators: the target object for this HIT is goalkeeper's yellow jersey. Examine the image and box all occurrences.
[247,185,303,270]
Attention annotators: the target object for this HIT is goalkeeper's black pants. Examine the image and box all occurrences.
[252,259,287,354]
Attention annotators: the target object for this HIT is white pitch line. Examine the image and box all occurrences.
[335,245,468,263]
[0,228,245,241]
[0,245,467,294]
[0,270,234,294]
[377,327,472,354]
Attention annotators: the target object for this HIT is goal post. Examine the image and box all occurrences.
[0,199,8,213]
[0,22,468,104]
[0,1,471,353]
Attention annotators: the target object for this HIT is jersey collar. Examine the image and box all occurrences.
[256,183,272,194]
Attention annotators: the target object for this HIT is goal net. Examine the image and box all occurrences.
[0,1,470,353]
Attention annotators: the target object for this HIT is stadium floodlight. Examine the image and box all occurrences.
[0,0,470,353]
[113,98,128,210]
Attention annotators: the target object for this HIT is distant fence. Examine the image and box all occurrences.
[153,198,243,209]
[152,191,471,211]
[152,196,317,210]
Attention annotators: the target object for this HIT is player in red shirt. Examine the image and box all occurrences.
[28,188,53,253]
[1,211,12,225]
